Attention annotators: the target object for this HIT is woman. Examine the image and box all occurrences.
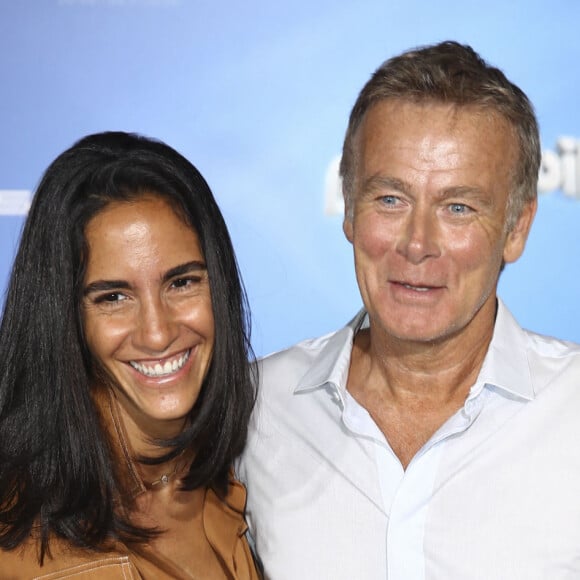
[0,132,260,578]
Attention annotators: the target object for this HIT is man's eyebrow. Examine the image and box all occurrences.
[362,175,410,195]
[361,176,494,206]
[437,186,494,205]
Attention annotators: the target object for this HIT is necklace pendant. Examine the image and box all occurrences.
[160,474,169,485]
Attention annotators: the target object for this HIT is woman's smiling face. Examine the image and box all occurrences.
[82,195,214,441]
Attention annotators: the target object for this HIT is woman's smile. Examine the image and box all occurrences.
[129,348,191,379]
[82,196,215,440]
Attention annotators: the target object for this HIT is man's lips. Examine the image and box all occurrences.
[391,280,443,292]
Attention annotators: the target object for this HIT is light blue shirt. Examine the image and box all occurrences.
[238,300,580,580]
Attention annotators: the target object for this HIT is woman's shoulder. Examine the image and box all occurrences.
[203,476,262,579]
[0,537,141,579]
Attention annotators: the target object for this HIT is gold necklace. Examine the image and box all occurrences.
[143,453,189,489]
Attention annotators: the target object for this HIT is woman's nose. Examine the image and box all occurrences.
[133,297,178,354]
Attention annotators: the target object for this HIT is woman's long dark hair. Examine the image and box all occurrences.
[0,131,256,557]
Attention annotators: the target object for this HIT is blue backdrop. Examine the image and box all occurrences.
[1,0,579,356]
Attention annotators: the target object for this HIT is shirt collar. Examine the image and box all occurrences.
[474,298,534,401]
[294,309,366,402]
[293,299,534,403]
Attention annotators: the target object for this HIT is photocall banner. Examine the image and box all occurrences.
[1,0,579,355]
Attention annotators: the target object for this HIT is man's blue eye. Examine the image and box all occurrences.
[382,196,398,205]
[450,203,468,213]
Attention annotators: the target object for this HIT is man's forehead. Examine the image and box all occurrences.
[360,97,512,132]
[354,99,518,170]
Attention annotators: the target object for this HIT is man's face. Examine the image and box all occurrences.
[343,99,536,346]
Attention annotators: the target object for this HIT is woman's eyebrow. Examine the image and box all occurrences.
[83,279,130,296]
[162,260,207,283]
[83,261,208,296]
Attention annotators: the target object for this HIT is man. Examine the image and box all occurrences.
[238,41,580,579]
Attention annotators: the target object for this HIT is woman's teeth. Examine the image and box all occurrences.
[130,350,190,378]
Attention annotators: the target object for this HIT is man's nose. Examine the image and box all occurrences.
[396,207,441,264]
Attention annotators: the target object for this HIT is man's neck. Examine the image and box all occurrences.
[354,301,496,403]
[346,303,496,468]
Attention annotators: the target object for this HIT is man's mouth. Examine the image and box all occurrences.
[400,282,433,292]
[129,350,191,378]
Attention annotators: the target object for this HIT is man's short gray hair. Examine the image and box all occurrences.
[340,41,540,230]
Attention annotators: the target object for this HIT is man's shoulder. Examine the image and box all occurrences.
[258,329,338,376]
[252,315,356,404]
[496,302,580,381]
[522,326,580,369]
[521,327,580,393]
[524,327,580,356]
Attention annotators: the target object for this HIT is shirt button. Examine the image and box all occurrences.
[328,387,342,405]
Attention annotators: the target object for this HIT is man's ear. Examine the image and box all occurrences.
[503,198,537,264]
[343,217,354,243]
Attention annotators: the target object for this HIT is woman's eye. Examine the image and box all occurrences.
[96,292,125,304]
[172,278,191,288]
[171,277,200,290]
